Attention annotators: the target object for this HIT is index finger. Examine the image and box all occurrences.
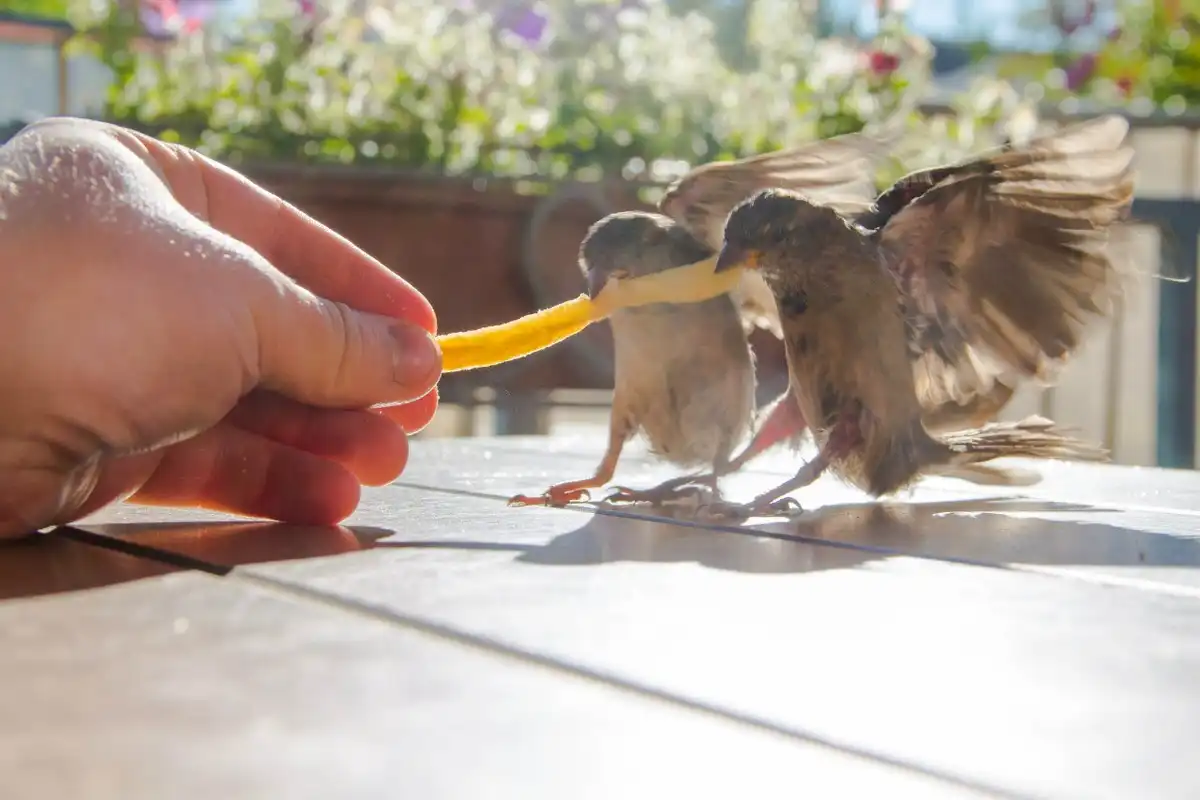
[110,124,437,334]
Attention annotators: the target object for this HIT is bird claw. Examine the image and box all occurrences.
[602,484,709,506]
[763,497,805,515]
[507,486,592,507]
[697,496,804,523]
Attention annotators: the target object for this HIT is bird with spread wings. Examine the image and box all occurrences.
[511,115,1134,508]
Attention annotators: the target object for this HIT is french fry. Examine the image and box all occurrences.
[437,294,599,373]
[437,254,738,373]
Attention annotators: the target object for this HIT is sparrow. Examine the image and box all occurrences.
[692,113,1134,518]
[692,115,1140,483]
[508,129,894,508]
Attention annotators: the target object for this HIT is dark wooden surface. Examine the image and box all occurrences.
[5,435,1200,799]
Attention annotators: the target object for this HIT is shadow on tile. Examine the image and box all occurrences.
[380,519,872,574]
[51,521,396,573]
[381,495,1200,575]
[583,495,1199,570]
[49,493,1200,587]
[0,534,181,601]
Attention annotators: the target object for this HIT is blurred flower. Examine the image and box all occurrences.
[868,50,900,76]
[1116,74,1134,96]
[804,38,861,91]
[140,0,212,36]
[1051,0,1096,36]
[87,0,1037,184]
[1064,51,1097,91]
[504,7,547,44]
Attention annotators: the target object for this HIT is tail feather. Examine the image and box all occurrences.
[922,415,1108,487]
[925,462,1044,487]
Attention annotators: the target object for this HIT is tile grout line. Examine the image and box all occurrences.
[231,568,1024,800]
[54,478,1200,602]
[47,520,1020,796]
[391,479,1200,601]
[51,525,232,576]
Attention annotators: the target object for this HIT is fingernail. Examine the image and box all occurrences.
[390,322,442,388]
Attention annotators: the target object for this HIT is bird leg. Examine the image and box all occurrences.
[606,395,809,507]
[744,450,831,511]
[508,422,629,507]
[700,419,854,522]
[725,388,809,472]
[699,453,829,522]
[603,472,716,506]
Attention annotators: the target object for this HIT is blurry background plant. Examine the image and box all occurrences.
[59,0,1040,191]
[1023,0,1200,114]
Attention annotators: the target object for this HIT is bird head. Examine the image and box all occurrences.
[715,188,839,278]
[580,211,710,299]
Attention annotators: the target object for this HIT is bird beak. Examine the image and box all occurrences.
[587,269,610,300]
[714,245,760,273]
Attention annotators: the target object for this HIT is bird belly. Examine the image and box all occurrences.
[611,303,755,469]
[806,414,923,496]
[790,358,924,497]
[635,360,755,467]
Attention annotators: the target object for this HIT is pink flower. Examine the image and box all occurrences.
[140,0,212,36]
[867,50,899,76]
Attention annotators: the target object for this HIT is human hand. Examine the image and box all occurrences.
[0,118,442,538]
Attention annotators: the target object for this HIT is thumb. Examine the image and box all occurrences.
[249,275,442,409]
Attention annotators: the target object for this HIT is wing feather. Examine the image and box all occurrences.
[659,129,898,337]
[865,114,1135,414]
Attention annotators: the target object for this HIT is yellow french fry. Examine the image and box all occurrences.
[437,294,600,373]
[437,255,739,373]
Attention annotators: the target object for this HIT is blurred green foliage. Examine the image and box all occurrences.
[1026,0,1200,114]
[65,0,1040,189]
[1099,0,1200,110]
[0,0,70,19]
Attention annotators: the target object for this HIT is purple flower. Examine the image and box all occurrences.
[505,7,547,43]
[1064,52,1097,91]
[139,0,215,36]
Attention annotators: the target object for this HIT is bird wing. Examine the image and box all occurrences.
[866,114,1135,414]
[658,129,896,337]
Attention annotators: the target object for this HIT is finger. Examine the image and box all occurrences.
[19,120,442,412]
[0,462,91,539]
[100,123,437,333]
[76,423,364,525]
[53,451,162,524]
[375,385,440,434]
[226,390,410,485]
[249,279,443,408]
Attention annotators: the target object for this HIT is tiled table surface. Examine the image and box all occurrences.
[4,435,1200,799]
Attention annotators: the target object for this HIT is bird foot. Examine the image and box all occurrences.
[602,483,713,507]
[697,496,804,523]
[507,485,593,507]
